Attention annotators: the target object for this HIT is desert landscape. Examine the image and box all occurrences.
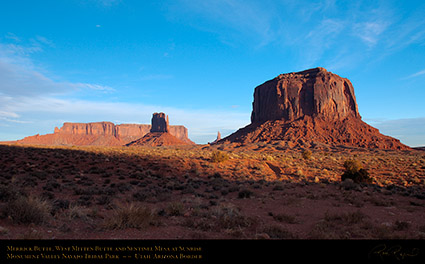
[1,68,424,240]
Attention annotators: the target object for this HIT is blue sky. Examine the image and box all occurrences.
[0,0,424,146]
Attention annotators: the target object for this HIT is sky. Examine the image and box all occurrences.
[0,0,424,146]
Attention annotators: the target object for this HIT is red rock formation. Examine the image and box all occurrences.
[211,131,221,144]
[251,67,359,124]
[16,115,194,146]
[114,124,151,143]
[221,67,409,150]
[126,132,189,147]
[55,122,117,136]
[150,112,170,133]
[126,113,193,147]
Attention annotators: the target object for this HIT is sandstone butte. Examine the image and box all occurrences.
[220,67,410,150]
[16,113,194,146]
[126,113,191,147]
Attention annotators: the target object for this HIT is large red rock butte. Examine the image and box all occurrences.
[16,114,194,146]
[221,67,409,150]
[126,113,191,146]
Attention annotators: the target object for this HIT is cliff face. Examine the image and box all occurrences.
[222,67,409,150]
[251,67,359,124]
[56,122,117,136]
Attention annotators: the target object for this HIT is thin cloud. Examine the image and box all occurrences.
[404,69,425,79]
[74,83,116,92]
[0,41,115,96]
[5,32,20,42]
[352,21,389,47]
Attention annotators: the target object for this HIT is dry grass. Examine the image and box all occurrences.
[301,150,312,160]
[272,213,298,224]
[261,225,297,239]
[103,203,157,230]
[1,143,424,239]
[210,151,230,163]
[3,195,51,225]
[308,210,371,239]
[182,203,254,234]
[212,203,253,230]
[166,202,185,216]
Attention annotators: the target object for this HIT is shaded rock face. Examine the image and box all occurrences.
[222,67,409,150]
[126,132,189,147]
[251,67,359,124]
[150,112,170,133]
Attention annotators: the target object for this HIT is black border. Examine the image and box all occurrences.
[1,239,424,263]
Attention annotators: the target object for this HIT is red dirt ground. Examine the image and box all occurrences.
[0,143,424,239]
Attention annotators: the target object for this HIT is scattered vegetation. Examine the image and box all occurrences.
[210,150,230,163]
[308,210,374,239]
[3,195,51,225]
[341,159,372,183]
[238,189,254,199]
[301,150,312,160]
[1,143,424,239]
[166,202,185,216]
[212,203,253,230]
[103,203,157,230]
[272,213,298,224]
[261,225,297,239]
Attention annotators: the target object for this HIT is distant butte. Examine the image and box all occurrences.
[220,67,409,150]
[15,114,194,146]
[126,113,192,146]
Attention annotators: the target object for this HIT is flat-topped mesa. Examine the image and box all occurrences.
[251,67,360,124]
[55,122,117,136]
[150,112,170,133]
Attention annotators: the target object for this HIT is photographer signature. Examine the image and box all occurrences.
[369,244,420,261]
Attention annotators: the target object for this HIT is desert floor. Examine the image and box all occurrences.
[0,143,424,239]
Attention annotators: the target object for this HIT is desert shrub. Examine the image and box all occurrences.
[166,202,185,216]
[393,220,410,231]
[66,205,91,220]
[273,213,298,224]
[0,184,19,202]
[301,150,312,160]
[4,196,51,225]
[213,203,252,229]
[132,191,148,202]
[272,184,284,191]
[308,210,369,239]
[52,199,70,214]
[211,151,229,163]
[104,203,156,230]
[238,189,254,199]
[96,195,111,206]
[341,160,372,184]
[261,225,297,239]
[324,210,366,224]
